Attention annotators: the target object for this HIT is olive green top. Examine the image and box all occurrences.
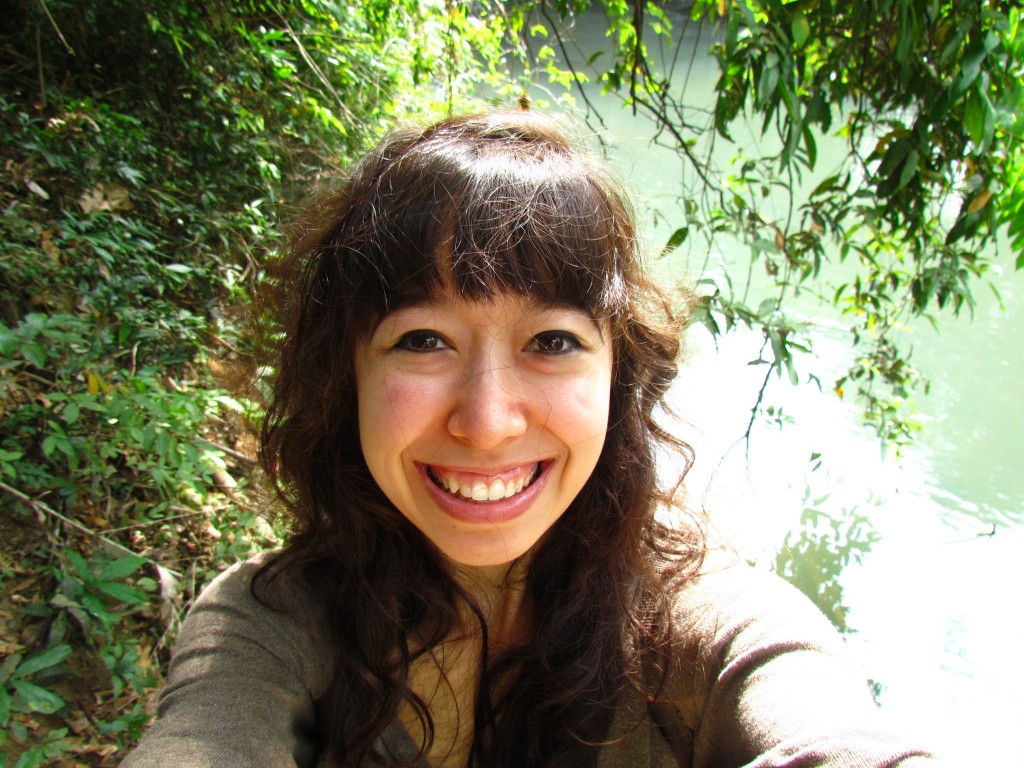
[122,552,943,767]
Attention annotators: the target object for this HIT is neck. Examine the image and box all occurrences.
[449,559,531,650]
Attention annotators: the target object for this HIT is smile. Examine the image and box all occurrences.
[426,463,542,502]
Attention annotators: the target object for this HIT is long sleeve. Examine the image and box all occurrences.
[121,558,331,768]
[664,552,944,767]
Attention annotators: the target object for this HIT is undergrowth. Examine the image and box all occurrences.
[0,0,459,763]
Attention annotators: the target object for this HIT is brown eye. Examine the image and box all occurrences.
[529,332,580,355]
[396,331,448,352]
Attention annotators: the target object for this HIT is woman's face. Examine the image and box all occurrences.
[355,292,613,567]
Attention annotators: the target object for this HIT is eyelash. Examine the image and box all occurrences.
[528,331,581,355]
[393,330,582,355]
[394,331,448,352]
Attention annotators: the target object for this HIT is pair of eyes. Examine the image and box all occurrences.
[393,330,582,355]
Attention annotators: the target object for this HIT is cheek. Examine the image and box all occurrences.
[358,370,442,454]
[551,373,613,451]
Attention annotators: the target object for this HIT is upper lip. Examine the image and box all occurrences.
[416,459,548,479]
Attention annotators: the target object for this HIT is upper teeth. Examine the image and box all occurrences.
[434,466,537,501]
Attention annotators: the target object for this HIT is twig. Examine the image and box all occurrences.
[196,439,257,464]
[277,15,354,124]
[101,508,209,534]
[0,480,181,576]
[38,0,75,55]
[630,0,643,111]
[36,23,45,108]
[744,342,775,465]
[540,4,606,129]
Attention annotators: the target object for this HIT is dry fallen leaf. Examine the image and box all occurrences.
[78,182,132,213]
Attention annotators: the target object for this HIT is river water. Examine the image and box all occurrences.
[527,8,1023,763]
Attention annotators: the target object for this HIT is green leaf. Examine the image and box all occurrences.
[63,402,80,425]
[11,680,66,715]
[21,343,48,369]
[97,581,147,606]
[0,687,10,726]
[660,227,689,256]
[791,14,810,48]
[99,556,147,582]
[65,551,92,581]
[13,644,72,679]
[0,654,21,686]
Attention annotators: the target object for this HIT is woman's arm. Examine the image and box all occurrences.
[667,553,944,768]
[120,558,328,768]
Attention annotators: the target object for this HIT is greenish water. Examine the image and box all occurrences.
[530,8,1023,762]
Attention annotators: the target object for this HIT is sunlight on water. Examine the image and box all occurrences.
[667,304,1023,764]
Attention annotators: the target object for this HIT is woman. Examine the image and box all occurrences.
[123,112,941,767]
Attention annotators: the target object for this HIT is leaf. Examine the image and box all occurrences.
[11,679,66,715]
[791,14,810,48]
[97,581,147,606]
[810,173,842,198]
[660,227,689,257]
[26,179,50,199]
[0,686,9,726]
[78,183,132,214]
[966,188,993,214]
[66,550,92,580]
[13,644,72,679]
[964,87,996,150]
[21,342,48,369]
[0,654,22,686]
[98,555,147,582]
[63,402,80,425]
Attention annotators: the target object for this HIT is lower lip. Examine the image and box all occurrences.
[417,462,549,524]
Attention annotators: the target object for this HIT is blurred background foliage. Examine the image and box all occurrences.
[1,0,1021,764]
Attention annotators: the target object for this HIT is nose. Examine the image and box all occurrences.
[448,357,531,449]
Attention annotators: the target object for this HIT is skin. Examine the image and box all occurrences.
[355,292,614,766]
[356,291,613,579]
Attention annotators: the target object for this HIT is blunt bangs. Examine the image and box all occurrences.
[331,115,634,335]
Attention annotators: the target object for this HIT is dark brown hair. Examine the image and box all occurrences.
[257,111,704,767]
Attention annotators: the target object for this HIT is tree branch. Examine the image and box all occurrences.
[38,0,74,55]
[0,481,180,575]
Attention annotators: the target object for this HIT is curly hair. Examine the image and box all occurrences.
[255,111,705,767]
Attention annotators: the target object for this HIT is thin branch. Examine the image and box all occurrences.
[277,15,354,124]
[630,0,643,111]
[196,439,257,464]
[38,0,74,55]
[0,481,180,576]
[744,343,775,464]
[540,3,606,128]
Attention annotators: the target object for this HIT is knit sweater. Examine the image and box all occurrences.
[121,552,943,767]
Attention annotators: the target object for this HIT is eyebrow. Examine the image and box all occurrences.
[383,294,607,339]
[523,296,606,339]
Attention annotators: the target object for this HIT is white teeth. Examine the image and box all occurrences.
[432,464,539,502]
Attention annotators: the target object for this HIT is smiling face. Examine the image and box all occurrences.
[355,293,613,568]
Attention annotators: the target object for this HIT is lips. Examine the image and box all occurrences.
[426,463,541,502]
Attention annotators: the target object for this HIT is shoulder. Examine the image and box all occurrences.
[178,552,333,690]
[121,552,331,767]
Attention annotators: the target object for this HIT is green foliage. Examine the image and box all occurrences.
[510,0,1023,449]
[0,0,477,762]
[773,495,881,635]
[3,0,1017,760]
[0,313,229,508]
